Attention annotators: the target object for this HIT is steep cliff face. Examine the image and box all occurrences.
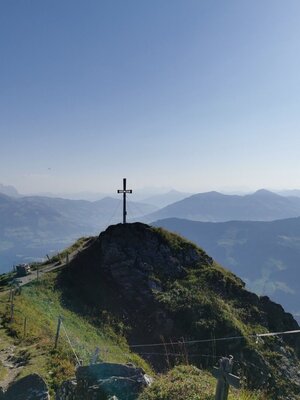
[58,223,300,399]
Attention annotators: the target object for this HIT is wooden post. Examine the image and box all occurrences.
[8,287,13,302]
[37,265,39,281]
[23,317,27,338]
[9,287,15,322]
[54,316,62,349]
[10,302,14,322]
[212,356,240,400]
[90,347,100,365]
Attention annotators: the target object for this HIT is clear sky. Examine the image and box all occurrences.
[1,0,300,195]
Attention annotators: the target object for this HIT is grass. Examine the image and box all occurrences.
[0,270,267,399]
[138,365,265,400]
[0,272,14,292]
[42,236,90,265]
[153,227,200,253]
[0,271,150,395]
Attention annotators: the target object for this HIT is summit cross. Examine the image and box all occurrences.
[117,178,132,224]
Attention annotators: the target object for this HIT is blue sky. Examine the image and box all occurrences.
[1,0,300,195]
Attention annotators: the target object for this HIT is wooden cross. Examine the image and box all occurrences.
[212,356,240,400]
[117,178,132,224]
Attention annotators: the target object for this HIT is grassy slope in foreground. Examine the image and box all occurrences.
[139,365,264,400]
[0,271,149,396]
[0,263,263,398]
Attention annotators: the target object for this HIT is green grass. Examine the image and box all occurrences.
[153,227,200,253]
[0,272,14,291]
[42,236,90,265]
[138,365,265,400]
[0,271,150,394]
[0,270,266,399]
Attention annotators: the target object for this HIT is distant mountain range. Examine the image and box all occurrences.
[144,189,300,222]
[152,217,300,322]
[0,194,157,271]
[141,189,192,208]
[277,189,300,198]
[0,183,20,197]
[4,184,300,315]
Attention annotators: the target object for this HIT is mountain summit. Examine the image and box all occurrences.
[59,223,300,399]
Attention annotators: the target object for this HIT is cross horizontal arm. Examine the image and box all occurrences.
[117,190,133,193]
[227,373,240,389]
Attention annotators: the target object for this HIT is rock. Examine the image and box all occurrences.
[57,362,152,400]
[55,380,77,400]
[3,374,50,400]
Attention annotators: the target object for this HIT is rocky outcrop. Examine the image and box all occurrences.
[1,374,50,400]
[59,223,214,341]
[56,362,152,400]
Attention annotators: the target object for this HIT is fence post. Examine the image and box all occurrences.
[54,316,62,349]
[90,347,100,365]
[10,302,14,322]
[8,287,13,302]
[23,317,27,338]
[212,356,240,400]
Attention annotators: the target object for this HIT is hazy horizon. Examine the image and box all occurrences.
[2,181,300,201]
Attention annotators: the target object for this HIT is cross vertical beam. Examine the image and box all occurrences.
[117,178,132,224]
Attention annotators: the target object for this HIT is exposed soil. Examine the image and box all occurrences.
[0,344,23,391]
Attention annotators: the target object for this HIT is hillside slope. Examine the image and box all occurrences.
[0,271,150,396]
[57,223,300,399]
[0,273,260,400]
[152,217,300,322]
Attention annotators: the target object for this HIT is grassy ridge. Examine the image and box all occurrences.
[0,271,150,394]
[0,269,266,399]
[138,365,264,400]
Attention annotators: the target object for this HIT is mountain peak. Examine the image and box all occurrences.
[58,222,300,397]
[0,183,20,197]
[251,189,280,197]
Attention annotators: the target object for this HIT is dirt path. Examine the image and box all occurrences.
[18,238,93,287]
[0,344,23,391]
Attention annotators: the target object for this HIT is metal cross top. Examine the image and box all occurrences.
[212,356,240,400]
[117,178,132,224]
